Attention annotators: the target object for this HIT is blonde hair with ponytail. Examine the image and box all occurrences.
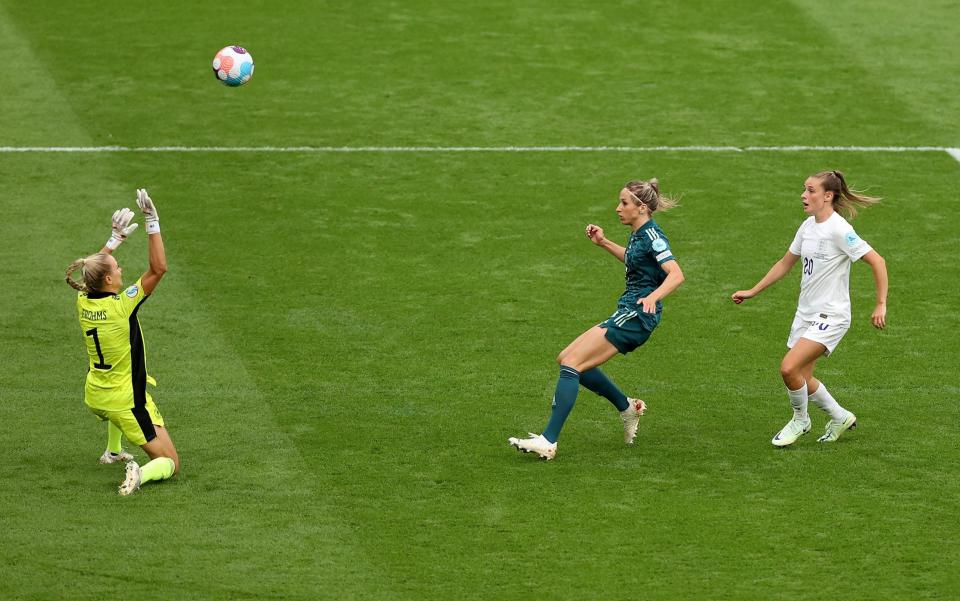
[626,178,679,212]
[815,170,880,219]
[65,253,112,293]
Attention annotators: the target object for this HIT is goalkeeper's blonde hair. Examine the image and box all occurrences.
[65,253,111,293]
[626,178,679,212]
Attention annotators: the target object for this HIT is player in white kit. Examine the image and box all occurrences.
[731,171,888,446]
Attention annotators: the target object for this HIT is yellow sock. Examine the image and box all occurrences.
[107,421,123,454]
[140,458,175,484]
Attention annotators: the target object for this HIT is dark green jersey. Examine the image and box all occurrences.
[618,220,675,312]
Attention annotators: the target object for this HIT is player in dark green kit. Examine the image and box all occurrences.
[509,179,685,460]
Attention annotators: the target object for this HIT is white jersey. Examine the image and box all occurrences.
[788,212,872,322]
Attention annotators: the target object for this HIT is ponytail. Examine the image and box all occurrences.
[816,170,880,219]
[65,258,88,292]
[65,253,111,293]
[626,178,679,212]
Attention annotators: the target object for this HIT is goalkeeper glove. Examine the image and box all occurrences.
[136,188,160,234]
[106,208,138,250]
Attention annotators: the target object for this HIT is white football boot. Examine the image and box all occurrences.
[771,417,812,447]
[99,449,134,464]
[118,461,142,496]
[818,411,857,442]
[508,433,557,461]
[620,398,647,444]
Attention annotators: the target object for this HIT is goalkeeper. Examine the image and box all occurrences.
[65,189,180,496]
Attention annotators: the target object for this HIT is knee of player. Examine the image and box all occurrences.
[779,362,798,381]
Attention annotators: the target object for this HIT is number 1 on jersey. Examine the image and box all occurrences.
[85,328,112,369]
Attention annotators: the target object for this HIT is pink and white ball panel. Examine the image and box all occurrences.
[212,46,255,87]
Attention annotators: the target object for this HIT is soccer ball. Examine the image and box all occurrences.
[212,46,255,87]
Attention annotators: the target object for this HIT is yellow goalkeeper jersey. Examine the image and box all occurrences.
[76,278,154,411]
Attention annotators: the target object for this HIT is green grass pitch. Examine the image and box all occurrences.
[1,1,958,599]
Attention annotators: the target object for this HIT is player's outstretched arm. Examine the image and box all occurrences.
[731,251,799,304]
[861,250,887,329]
[99,208,139,254]
[586,224,626,262]
[135,188,167,295]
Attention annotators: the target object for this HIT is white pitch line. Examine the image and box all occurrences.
[744,145,953,152]
[0,145,742,153]
[0,145,958,155]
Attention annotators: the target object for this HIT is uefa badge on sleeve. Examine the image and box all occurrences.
[126,285,139,298]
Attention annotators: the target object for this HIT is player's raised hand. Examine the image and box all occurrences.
[136,188,160,234]
[586,224,606,245]
[106,208,138,250]
[731,289,755,304]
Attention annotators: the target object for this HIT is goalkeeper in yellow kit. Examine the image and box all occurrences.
[65,189,179,496]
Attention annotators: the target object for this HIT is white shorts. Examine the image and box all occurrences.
[787,314,850,356]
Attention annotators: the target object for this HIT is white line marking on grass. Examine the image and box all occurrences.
[0,145,743,153]
[0,145,958,157]
[744,146,953,152]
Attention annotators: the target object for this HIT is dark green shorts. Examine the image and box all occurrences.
[599,308,660,354]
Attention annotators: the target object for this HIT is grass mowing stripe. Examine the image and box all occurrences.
[0,2,94,146]
[793,0,960,142]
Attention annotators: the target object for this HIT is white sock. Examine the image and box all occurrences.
[809,382,847,421]
[787,383,809,421]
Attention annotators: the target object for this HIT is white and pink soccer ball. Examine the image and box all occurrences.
[212,46,254,87]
